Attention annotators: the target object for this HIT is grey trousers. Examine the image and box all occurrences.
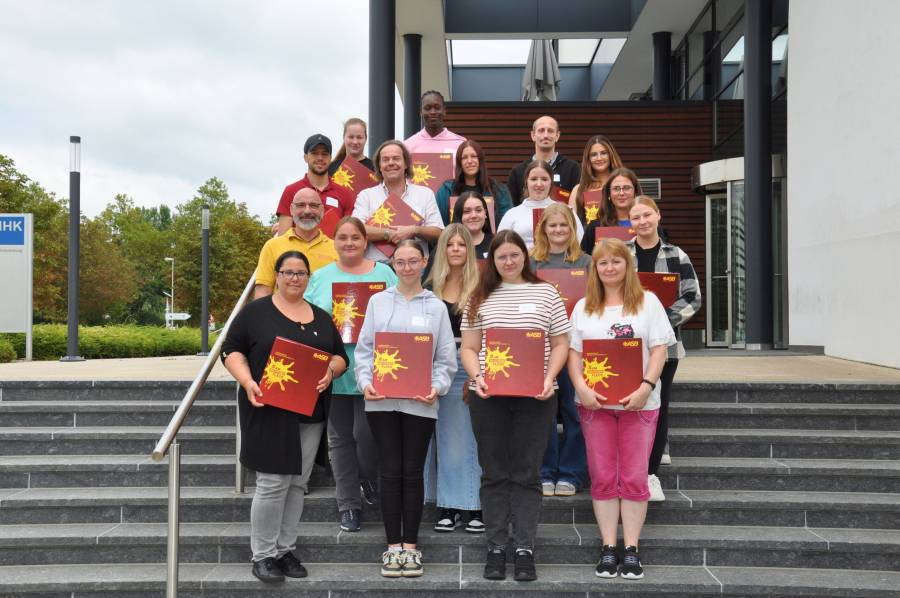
[328,394,378,511]
[469,394,557,550]
[250,422,324,561]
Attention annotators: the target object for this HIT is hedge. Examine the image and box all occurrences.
[0,325,219,361]
[0,338,16,363]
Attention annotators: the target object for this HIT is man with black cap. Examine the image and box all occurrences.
[275,134,356,237]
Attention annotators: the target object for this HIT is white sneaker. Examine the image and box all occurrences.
[660,453,672,465]
[647,474,666,502]
[541,481,555,497]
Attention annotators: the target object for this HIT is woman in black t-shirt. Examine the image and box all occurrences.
[222,250,348,584]
[451,191,494,260]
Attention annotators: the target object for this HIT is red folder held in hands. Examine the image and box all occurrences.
[483,328,545,397]
[331,282,387,343]
[366,194,425,258]
[580,338,643,404]
[258,337,332,416]
[372,332,433,399]
[637,272,680,308]
[410,153,454,193]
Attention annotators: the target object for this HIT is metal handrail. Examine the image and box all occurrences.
[151,270,256,461]
[151,269,258,598]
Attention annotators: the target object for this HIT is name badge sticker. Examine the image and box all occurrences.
[325,196,340,208]
[411,316,428,327]
[553,173,561,182]
[518,303,537,314]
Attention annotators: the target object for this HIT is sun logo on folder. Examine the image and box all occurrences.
[371,204,396,227]
[410,162,435,186]
[373,347,408,381]
[332,166,354,189]
[262,356,299,391]
[332,298,364,328]
[484,345,519,379]
[584,204,600,223]
[582,356,619,389]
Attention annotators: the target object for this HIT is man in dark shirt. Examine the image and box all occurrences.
[507,115,581,205]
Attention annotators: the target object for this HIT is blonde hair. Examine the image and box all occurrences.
[333,118,367,163]
[530,203,583,263]
[631,195,660,214]
[426,224,479,314]
[583,238,645,317]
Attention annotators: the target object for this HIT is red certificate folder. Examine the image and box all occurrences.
[593,226,635,242]
[331,282,387,343]
[366,194,425,258]
[581,338,644,404]
[330,155,378,197]
[372,332,433,398]
[258,337,332,416]
[410,153,454,193]
[449,195,498,233]
[549,185,571,203]
[483,328,545,397]
[535,267,588,317]
[637,272,681,308]
[581,190,603,224]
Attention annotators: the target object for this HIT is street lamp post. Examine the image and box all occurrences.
[199,205,210,355]
[62,135,84,362]
[164,257,175,328]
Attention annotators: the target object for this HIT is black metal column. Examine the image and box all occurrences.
[652,31,672,100]
[702,30,720,100]
[62,136,84,362]
[369,0,395,149]
[199,205,210,356]
[743,0,773,349]
[402,33,422,139]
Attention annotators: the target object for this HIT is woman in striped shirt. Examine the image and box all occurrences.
[460,229,571,582]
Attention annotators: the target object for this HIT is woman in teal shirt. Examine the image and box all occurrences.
[305,216,398,533]
[435,139,512,227]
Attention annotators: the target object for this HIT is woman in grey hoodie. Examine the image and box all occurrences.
[354,239,457,579]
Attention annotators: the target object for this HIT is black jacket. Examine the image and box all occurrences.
[506,153,581,206]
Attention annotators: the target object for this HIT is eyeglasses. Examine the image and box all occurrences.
[393,258,423,269]
[611,185,634,194]
[291,202,323,210]
[278,270,310,280]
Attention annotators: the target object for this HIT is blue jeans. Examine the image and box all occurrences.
[424,349,482,510]
[540,367,587,488]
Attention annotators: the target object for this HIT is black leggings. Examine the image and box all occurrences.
[649,358,679,476]
[366,411,435,545]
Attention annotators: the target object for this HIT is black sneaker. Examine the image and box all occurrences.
[434,508,462,532]
[276,551,308,578]
[360,479,379,506]
[340,508,361,532]
[595,544,618,578]
[483,546,506,580]
[620,545,644,579]
[251,557,285,583]
[513,549,536,582]
[465,510,485,533]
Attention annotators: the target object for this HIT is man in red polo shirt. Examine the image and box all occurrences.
[275,134,355,237]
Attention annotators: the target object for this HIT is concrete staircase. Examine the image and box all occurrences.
[1,379,899,596]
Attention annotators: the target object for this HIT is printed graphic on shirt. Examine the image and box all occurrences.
[610,323,635,338]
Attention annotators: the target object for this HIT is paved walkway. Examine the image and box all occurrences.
[0,353,898,383]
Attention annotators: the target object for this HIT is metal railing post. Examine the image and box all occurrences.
[235,382,245,494]
[166,442,181,598]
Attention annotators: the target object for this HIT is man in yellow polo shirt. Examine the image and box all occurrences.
[254,187,338,298]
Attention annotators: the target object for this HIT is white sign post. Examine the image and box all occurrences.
[0,214,34,360]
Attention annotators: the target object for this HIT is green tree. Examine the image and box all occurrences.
[78,217,137,324]
[169,178,269,325]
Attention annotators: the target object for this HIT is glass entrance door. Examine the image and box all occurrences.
[705,193,730,346]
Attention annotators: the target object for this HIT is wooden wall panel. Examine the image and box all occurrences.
[445,101,713,331]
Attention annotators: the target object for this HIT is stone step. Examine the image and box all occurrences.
[0,561,899,597]
[0,381,235,403]
[669,402,900,431]
[660,457,900,493]
[671,382,900,405]
[2,454,897,493]
[669,428,900,459]
[0,426,235,456]
[0,455,331,490]
[0,401,235,428]
[1,486,898,529]
[1,521,898,572]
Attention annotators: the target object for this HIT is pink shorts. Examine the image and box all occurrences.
[578,407,658,501]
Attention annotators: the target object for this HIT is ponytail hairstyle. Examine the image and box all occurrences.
[333,118,368,164]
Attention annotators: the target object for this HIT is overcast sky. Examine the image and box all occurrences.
[0,1,405,220]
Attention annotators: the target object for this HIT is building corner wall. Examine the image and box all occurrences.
[788,0,900,368]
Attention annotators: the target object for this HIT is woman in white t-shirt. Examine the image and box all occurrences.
[567,238,675,581]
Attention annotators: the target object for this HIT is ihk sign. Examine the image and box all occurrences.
[0,214,33,360]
